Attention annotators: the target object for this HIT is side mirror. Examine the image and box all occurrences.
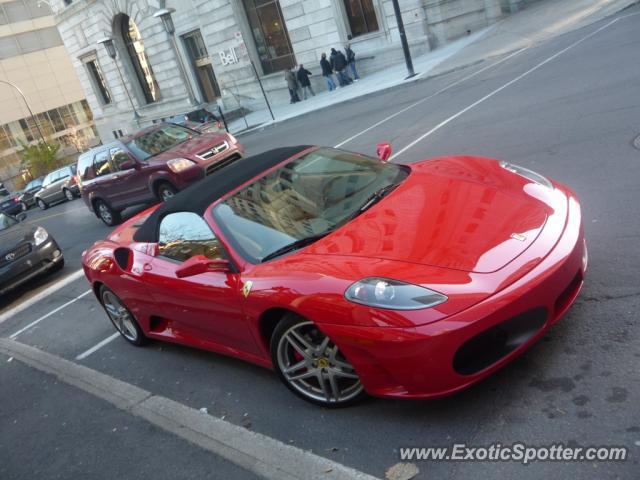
[16,212,27,222]
[175,255,230,278]
[376,142,392,162]
[120,160,137,170]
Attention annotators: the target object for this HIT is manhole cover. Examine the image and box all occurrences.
[634,133,640,150]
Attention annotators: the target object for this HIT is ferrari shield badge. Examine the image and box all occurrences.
[242,281,253,298]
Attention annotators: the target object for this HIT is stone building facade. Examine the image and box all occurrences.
[0,0,98,189]
[52,0,532,142]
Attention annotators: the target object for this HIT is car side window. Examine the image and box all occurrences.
[93,151,112,177]
[42,173,53,187]
[158,212,224,263]
[58,167,70,180]
[110,147,132,171]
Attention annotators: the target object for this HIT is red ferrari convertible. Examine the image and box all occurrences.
[82,145,587,406]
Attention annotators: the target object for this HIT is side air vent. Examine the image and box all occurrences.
[114,248,132,271]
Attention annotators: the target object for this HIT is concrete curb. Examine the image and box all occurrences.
[0,338,381,480]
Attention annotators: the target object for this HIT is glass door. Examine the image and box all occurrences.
[182,30,221,102]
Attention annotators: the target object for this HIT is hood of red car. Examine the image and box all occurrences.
[308,156,551,274]
[152,132,230,162]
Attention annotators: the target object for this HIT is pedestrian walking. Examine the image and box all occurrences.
[345,43,360,81]
[330,48,352,87]
[284,68,300,103]
[296,64,315,99]
[320,53,336,91]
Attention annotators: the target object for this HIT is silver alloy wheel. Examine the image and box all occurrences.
[97,202,112,224]
[276,321,363,404]
[102,290,138,342]
[37,199,46,210]
[20,202,27,211]
[64,189,74,201]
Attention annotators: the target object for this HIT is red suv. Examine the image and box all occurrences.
[77,123,244,225]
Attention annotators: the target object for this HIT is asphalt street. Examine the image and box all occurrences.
[1,6,638,479]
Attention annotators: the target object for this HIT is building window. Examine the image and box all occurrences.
[118,14,159,104]
[182,30,220,102]
[19,119,34,142]
[0,125,10,151]
[343,0,379,37]
[242,0,295,75]
[85,58,112,105]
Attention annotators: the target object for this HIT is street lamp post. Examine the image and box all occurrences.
[96,36,141,121]
[0,79,46,143]
[153,8,198,106]
[390,0,417,79]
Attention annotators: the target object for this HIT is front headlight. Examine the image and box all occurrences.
[499,161,553,188]
[167,158,197,173]
[345,277,448,310]
[34,226,48,246]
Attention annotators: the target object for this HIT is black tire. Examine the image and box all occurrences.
[36,198,48,210]
[20,201,28,211]
[94,200,122,226]
[156,181,177,202]
[63,188,75,201]
[99,285,146,346]
[270,313,366,407]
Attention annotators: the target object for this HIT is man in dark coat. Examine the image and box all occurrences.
[284,68,300,103]
[319,53,336,91]
[330,48,352,87]
[344,43,360,81]
[296,64,315,99]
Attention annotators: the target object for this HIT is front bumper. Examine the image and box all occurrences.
[320,197,586,399]
[0,239,63,295]
[173,144,245,190]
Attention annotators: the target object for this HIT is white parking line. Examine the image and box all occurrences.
[8,289,92,339]
[75,332,120,360]
[333,47,527,148]
[0,269,87,325]
[389,17,621,160]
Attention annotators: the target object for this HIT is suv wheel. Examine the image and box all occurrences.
[37,198,48,210]
[63,188,75,201]
[95,200,122,226]
[20,201,28,211]
[157,182,177,202]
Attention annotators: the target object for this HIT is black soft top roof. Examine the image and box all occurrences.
[133,145,313,242]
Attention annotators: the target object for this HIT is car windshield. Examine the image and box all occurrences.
[0,213,17,231]
[126,125,198,160]
[212,147,409,263]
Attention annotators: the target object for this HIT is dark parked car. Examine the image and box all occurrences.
[0,212,64,295]
[18,177,44,210]
[0,182,8,197]
[169,108,223,134]
[0,193,23,216]
[34,165,80,210]
[77,122,244,226]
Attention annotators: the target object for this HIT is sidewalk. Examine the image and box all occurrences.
[228,0,637,136]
